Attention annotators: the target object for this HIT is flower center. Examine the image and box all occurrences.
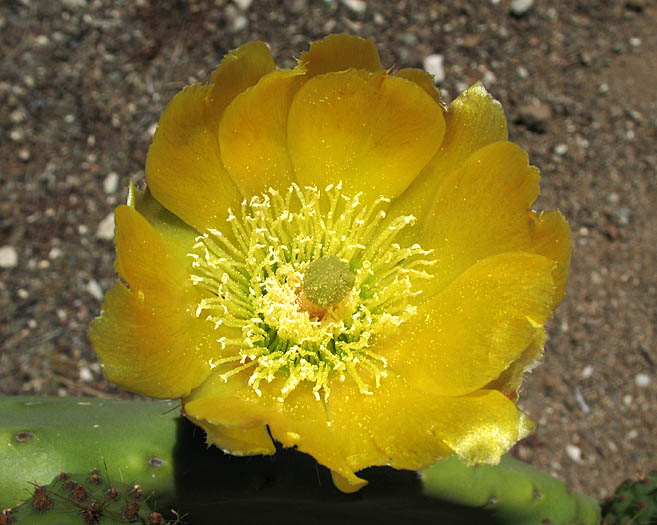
[189,183,434,401]
[301,256,355,315]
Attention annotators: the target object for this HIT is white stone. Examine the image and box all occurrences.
[87,279,104,301]
[554,143,569,156]
[79,366,94,382]
[565,444,581,462]
[423,54,445,83]
[232,15,248,31]
[511,0,534,15]
[635,373,651,388]
[233,0,253,10]
[581,365,594,379]
[341,0,367,14]
[96,213,115,240]
[0,246,18,268]
[103,172,119,194]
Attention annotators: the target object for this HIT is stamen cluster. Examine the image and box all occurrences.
[189,183,434,400]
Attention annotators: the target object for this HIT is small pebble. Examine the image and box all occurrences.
[288,0,307,14]
[616,207,632,226]
[87,279,104,301]
[423,54,445,83]
[103,172,120,194]
[0,246,18,269]
[341,0,367,14]
[635,373,650,388]
[233,0,253,10]
[581,365,594,379]
[517,103,551,133]
[565,444,582,462]
[232,15,248,31]
[554,143,569,156]
[96,213,115,240]
[79,366,94,382]
[18,147,31,161]
[10,129,24,141]
[9,109,26,124]
[511,0,534,16]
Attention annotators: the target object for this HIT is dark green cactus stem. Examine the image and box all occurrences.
[3,470,169,524]
[601,470,657,525]
[0,396,602,524]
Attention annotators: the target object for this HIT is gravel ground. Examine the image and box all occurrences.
[1,0,655,502]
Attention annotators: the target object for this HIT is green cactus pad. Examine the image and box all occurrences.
[0,396,179,510]
[421,455,601,524]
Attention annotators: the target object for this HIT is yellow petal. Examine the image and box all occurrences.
[388,82,507,235]
[206,41,276,133]
[327,374,530,473]
[131,185,198,265]
[184,369,369,491]
[395,68,445,106]
[484,328,546,401]
[327,375,448,474]
[288,70,445,200]
[420,141,540,297]
[529,210,572,308]
[299,34,382,77]
[197,421,275,456]
[145,84,242,233]
[380,252,555,397]
[219,69,304,196]
[89,206,223,398]
[436,389,534,465]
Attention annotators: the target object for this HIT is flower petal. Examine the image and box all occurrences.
[145,84,242,233]
[484,327,546,401]
[219,69,304,196]
[184,369,367,488]
[197,421,276,456]
[206,41,277,132]
[130,185,198,264]
[89,205,225,398]
[528,210,571,308]
[388,82,507,236]
[288,69,445,200]
[395,68,445,105]
[299,34,382,77]
[327,374,531,473]
[380,252,555,397]
[420,141,541,297]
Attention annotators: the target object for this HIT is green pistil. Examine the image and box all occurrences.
[188,182,435,400]
[303,256,355,309]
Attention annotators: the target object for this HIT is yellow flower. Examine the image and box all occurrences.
[90,35,571,493]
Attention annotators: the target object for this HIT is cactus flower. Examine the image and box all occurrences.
[90,35,571,492]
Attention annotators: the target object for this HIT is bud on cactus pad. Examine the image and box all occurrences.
[3,469,176,524]
[601,470,657,525]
